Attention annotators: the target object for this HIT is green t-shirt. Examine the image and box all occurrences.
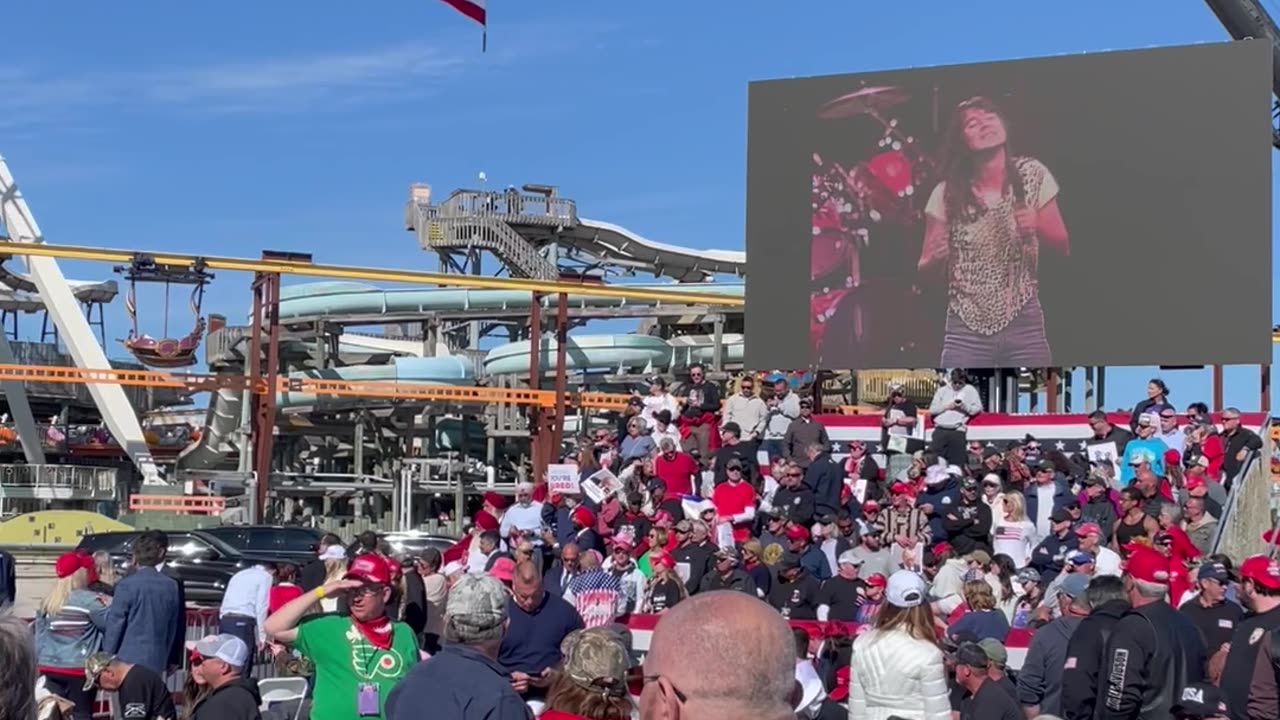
[294,615,419,720]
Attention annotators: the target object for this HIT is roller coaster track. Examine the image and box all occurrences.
[0,364,632,409]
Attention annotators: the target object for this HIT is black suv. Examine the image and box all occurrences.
[76,529,295,606]
[200,525,323,563]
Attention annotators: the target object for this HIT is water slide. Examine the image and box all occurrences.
[182,280,745,470]
[569,218,746,282]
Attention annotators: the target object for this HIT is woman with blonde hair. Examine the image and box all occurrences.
[991,491,1037,567]
[34,553,110,720]
[945,578,1010,642]
[848,570,950,720]
[318,544,347,613]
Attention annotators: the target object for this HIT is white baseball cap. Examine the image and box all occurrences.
[886,570,928,608]
[836,550,864,567]
[318,545,347,561]
[442,560,466,576]
[193,634,250,667]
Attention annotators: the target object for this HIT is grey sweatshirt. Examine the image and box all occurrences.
[928,384,983,430]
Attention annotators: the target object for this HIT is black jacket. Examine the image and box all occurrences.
[1221,427,1263,482]
[192,677,262,720]
[940,498,993,555]
[672,542,715,595]
[698,569,758,596]
[1095,601,1206,720]
[1060,599,1129,720]
[401,569,428,638]
[299,557,325,592]
[804,454,844,517]
[772,486,816,526]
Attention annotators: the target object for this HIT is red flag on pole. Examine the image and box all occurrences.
[439,0,487,51]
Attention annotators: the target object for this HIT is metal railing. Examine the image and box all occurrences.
[0,463,117,494]
[1208,426,1271,557]
[432,189,578,227]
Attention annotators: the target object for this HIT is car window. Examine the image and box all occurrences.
[204,527,250,548]
[167,533,216,558]
[76,533,136,554]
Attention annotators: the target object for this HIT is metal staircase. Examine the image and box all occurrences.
[405,186,578,281]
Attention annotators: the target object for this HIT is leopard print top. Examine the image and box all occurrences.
[947,157,1049,336]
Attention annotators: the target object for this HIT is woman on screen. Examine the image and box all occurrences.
[917,95,1069,367]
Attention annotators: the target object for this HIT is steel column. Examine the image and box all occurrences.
[249,269,282,523]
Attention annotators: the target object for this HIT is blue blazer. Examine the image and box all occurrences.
[102,566,183,674]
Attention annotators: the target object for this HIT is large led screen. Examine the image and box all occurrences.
[745,40,1272,370]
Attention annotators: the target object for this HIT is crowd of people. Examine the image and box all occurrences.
[0,369,1276,720]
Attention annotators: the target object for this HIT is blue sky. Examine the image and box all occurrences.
[1,0,1275,413]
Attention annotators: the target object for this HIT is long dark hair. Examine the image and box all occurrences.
[939,95,1026,223]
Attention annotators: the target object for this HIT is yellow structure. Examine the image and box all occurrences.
[0,510,131,546]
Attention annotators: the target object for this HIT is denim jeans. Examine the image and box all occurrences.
[218,614,258,677]
[940,295,1052,368]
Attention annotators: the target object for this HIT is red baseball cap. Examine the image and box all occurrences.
[785,524,811,541]
[489,557,516,583]
[829,666,851,702]
[1163,449,1182,466]
[931,541,952,556]
[1124,546,1171,584]
[54,552,83,579]
[650,551,675,569]
[865,573,887,588]
[1075,522,1103,538]
[571,505,596,528]
[1185,475,1207,491]
[889,481,912,495]
[612,536,634,552]
[483,491,509,510]
[344,553,393,585]
[1240,554,1280,590]
[862,500,880,515]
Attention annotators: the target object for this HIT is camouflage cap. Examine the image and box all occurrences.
[446,572,508,639]
[82,652,115,692]
[560,627,630,697]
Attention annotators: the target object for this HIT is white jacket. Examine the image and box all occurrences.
[849,628,951,720]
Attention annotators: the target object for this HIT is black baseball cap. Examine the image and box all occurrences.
[1171,681,1227,718]
[1050,508,1073,523]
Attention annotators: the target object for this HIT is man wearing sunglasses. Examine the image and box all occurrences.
[264,554,419,720]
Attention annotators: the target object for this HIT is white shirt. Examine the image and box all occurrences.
[991,520,1037,567]
[219,565,272,643]
[499,501,545,545]
[1034,484,1055,540]
[1092,545,1123,577]
[795,659,827,718]
[642,394,679,429]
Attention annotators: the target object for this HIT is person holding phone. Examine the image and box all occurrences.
[918,95,1070,367]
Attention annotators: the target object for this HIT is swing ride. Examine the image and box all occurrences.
[114,254,214,368]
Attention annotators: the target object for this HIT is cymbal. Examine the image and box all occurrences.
[817,86,909,119]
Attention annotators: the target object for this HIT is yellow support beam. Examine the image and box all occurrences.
[0,240,744,307]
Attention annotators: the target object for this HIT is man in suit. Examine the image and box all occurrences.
[103,530,184,675]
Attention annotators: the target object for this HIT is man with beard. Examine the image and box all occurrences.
[1079,475,1118,542]
[942,476,993,556]
[644,478,684,521]
[1218,555,1280,720]
[568,505,602,556]
[1177,561,1240,660]
[848,522,894,579]
[1029,509,1079,588]
[713,423,759,486]
[757,511,792,567]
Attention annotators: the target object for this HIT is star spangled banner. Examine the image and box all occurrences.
[438,0,487,50]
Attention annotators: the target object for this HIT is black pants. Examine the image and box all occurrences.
[929,426,968,466]
[219,614,258,677]
[44,673,96,720]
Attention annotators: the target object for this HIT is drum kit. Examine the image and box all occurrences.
[810,85,937,356]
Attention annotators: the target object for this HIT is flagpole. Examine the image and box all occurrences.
[482,27,487,53]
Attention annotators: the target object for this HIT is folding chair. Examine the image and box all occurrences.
[256,677,309,720]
